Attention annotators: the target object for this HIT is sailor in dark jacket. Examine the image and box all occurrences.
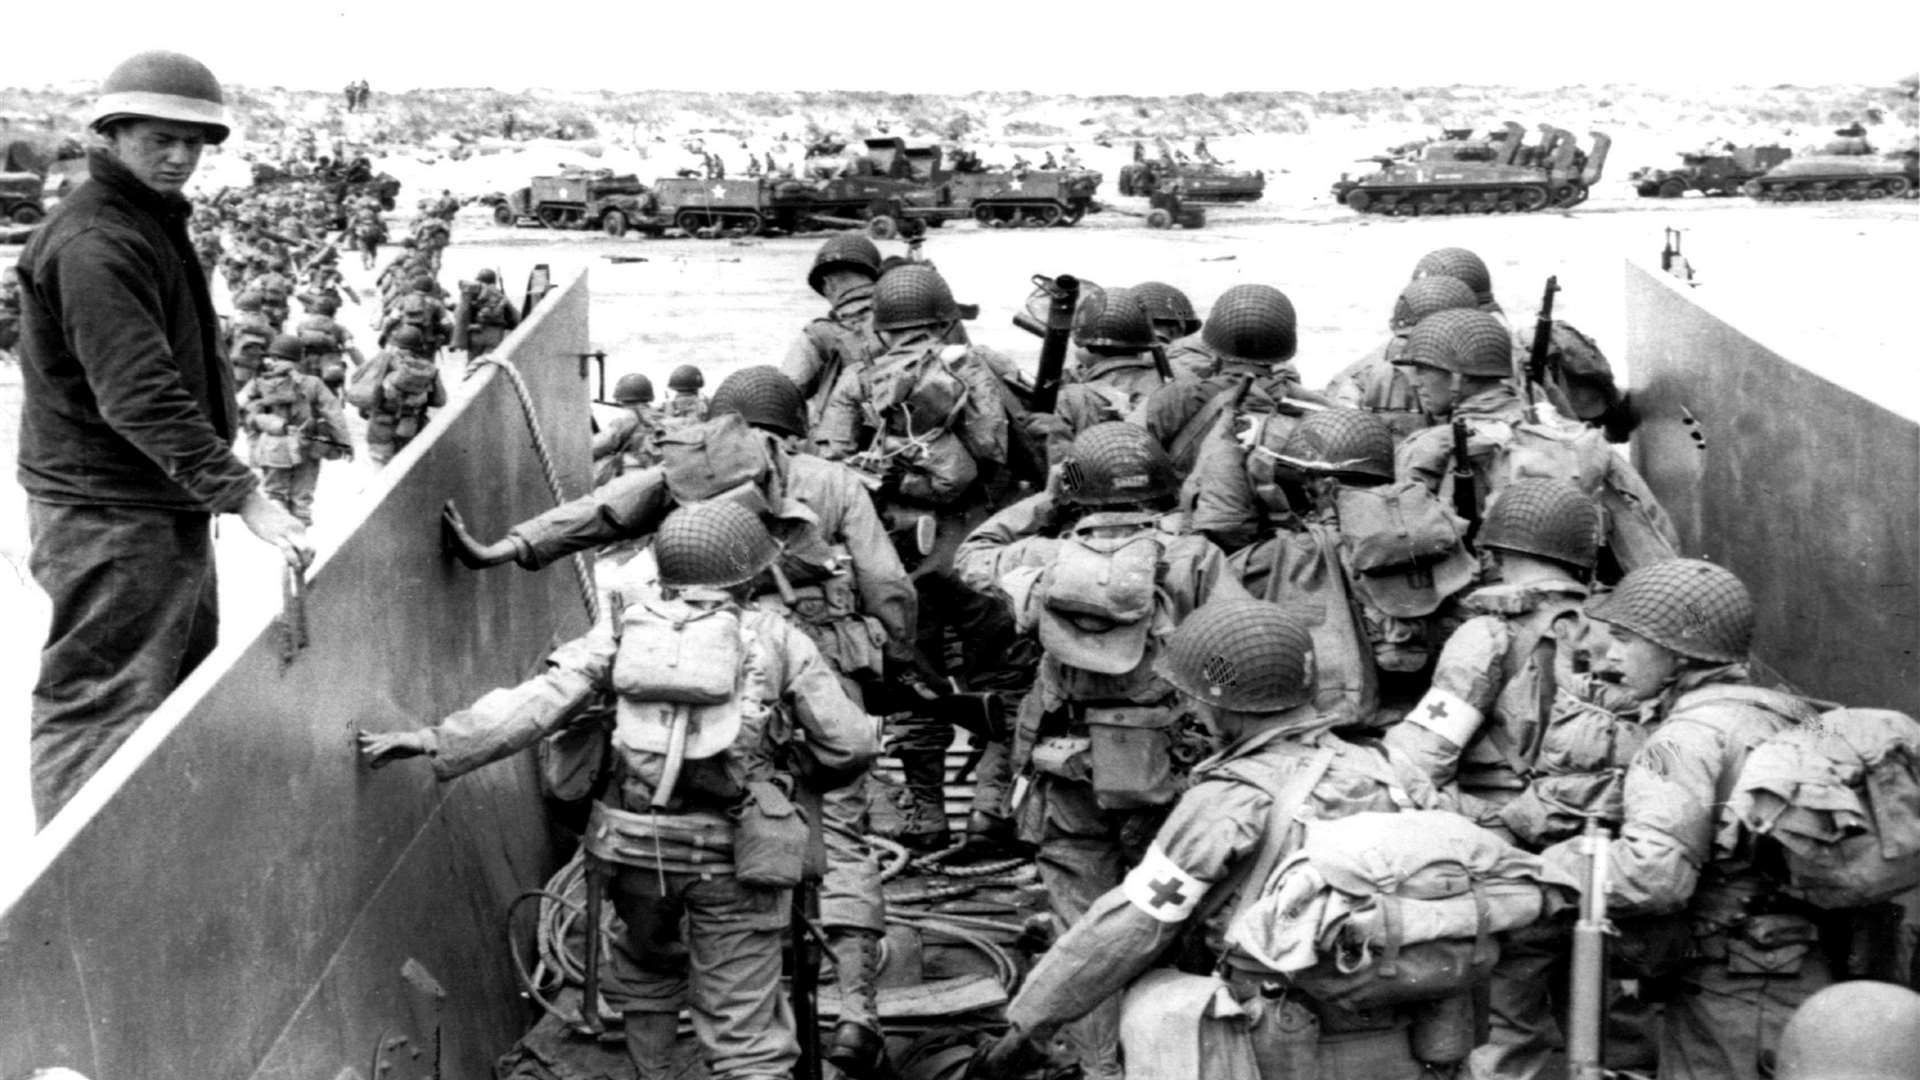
[14,50,310,826]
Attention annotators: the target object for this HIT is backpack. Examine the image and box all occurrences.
[1732,707,1920,909]
[659,414,770,506]
[383,354,439,411]
[869,343,971,436]
[1036,515,1164,676]
[1515,320,1623,423]
[1237,411,1306,520]
[1228,809,1575,1010]
[345,350,392,412]
[608,595,757,808]
[1335,482,1476,620]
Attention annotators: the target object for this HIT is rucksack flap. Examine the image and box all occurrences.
[660,413,772,505]
[344,350,392,412]
[871,343,970,434]
[1336,483,1476,619]
[1732,707,1920,908]
[611,595,747,705]
[1037,519,1163,675]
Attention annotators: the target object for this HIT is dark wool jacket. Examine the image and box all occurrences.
[16,148,257,512]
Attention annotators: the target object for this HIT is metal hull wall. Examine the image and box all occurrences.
[1626,260,1918,713]
[0,272,597,1079]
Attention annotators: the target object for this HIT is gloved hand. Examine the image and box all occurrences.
[964,1025,1053,1080]
[441,500,517,569]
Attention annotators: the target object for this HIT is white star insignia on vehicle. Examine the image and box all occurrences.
[1008,179,1024,192]
[711,184,727,197]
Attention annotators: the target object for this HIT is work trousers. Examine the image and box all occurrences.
[27,501,219,826]
[1658,951,1830,1080]
[609,868,797,1080]
[1020,775,1166,1080]
[260,460,322,525]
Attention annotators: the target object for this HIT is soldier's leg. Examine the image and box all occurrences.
[27,503,218,826]
[260,465,297,518]
[886,714,953,852]
[820,772,889,1075]
[366,413,398,465]
[286,460,322,526]
[1468,924,1563,1080]
[1659,950,1830,1080]
[1021,776,1128,1080]
[607,870,692,1080]
[681,874,799,1080]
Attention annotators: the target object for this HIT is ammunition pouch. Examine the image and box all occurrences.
[584,800,736,876]
[733,778,809,888]
[1084,704,1182,810]
[1706,912,1820,977]
[1030,735,1092,784]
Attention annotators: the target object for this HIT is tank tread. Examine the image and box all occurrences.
[1342,185,1555,216]
[1747,176,1911,202]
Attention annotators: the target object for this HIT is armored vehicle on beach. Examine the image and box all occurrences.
[1332,122,1611,215]
[1743,130,1917,201]
[491,170,660,235]
[1631,144,1791,198]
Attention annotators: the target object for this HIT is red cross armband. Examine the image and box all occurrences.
[1406,686,1483,748]
[1122,843,1206,923]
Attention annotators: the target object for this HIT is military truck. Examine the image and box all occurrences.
[0,171,42,225]
[491,170,663,236]
[1630,145,1791,198]
[0,133,82,226]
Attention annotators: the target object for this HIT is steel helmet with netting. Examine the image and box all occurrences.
[1055,421,1178,507]
[1200,284,1297,363]
[1396,309,1513,377]
[1131,281,1201,337]
[1479,479,1601,571]
[807,233,883,294]
[1390,275,1480,332]
[1586,558,1754,663]
[709,366,807,439]
[653,501,780,589]
[1276,409,1396,483]
[1155,597,1317,712]
[1071,286,1155,352]
[1410,247,1494,305]
[871,264,961,332]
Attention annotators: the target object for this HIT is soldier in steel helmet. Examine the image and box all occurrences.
[1383,480,1651,1080]
[1133,283,1332,481]
[440,365,918,1075]
[239,334,352,525]
[953,421,1249,1080]
[228,290,277,388]
[1772,981,1920,1080]
[1536,558,1827,1080]
[1051,285,1168,436]
[664,364,710,429]
[592,372,663,486]
[363,325,446,465]
[1130,281,1203,363]
[1323,275,1481,440]
[452,268,519,361]
[783,234,886,438]
[1411,246,1505,321]
[361,500,880,1080]
[1393,308,1679,579]
[968,597,1452,1080]
[293,293,360,392]
[13,49,312,824]
[381,274,454,352]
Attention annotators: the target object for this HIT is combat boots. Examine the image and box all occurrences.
[894,745,952,853]
[621,1010,679,1080]
[826,928,888,1078]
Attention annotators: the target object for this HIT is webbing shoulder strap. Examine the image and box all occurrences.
[1194,743,1338,931]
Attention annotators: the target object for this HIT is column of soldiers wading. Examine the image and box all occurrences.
[358,223,1916,1080]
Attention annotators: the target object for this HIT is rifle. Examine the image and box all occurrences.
[1450,418,1480,541]
[1020,274,1080,414]
[792,785,829,1080]
[1564,816,1612,1080]
[1521,275,1560,423]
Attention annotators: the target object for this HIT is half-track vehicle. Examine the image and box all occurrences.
[1116,160,1263,203]
[1630,145,1791,198]
[1331,123,1611,215]
[491,170,662,236]
[948,166,1103,227]
[1743,129,1917,201]
[0,172,42,226]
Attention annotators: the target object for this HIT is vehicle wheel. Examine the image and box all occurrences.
[1062,203,1086,225]
[601,210,629,237]
[1033,204,1064,227]
[1886,178,1912,197]
[10,204,44,226]
[1658,178,1687,199]
[1145,208,1172,229]
[972,204,996,225]
[1346,191,1372,213]
[491,203,514,226]
[675,210,706,234]
[1843,185,1867,201]
[1774,190,1801,203]
[866,214,899,240]
[1822,189,1845,201]
[1865,184,1890,199]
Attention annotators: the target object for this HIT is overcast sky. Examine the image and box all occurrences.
[7,1,1919,95]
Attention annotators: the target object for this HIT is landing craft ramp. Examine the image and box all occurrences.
[0,272,596,1079]
[1626,259,1918,714]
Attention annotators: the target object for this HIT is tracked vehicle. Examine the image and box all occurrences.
[1631,144,1790,198]
[1743,132,1917,201]
[1116,160,1264,203]
[1332,123,1611,215]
